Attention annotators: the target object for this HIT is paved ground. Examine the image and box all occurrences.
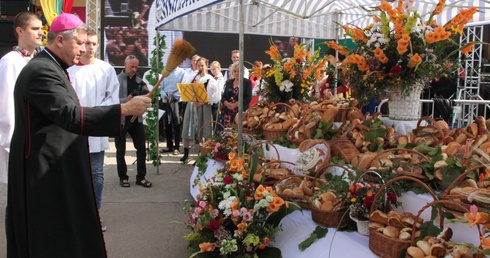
[0,138,197,258]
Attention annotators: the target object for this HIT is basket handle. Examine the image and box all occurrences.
[408,200,480,246]
[416,116,444,139]
[442,165,485,195]
[268,102,296,118]
[248,140,281,161]
[315,163,355,180]
[197,120,226,143]
[369,176,439,218]
[367,148,430,169]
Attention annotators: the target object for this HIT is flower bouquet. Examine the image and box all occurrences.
[326,0,477,106]
[347,181,399,221]
[253,41,327,103]
[183,152,300,258]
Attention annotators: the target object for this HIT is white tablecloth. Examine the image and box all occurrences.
[380,117,418,135]
[189,149,482,257]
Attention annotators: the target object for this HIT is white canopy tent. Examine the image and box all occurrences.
[154,0,490,39]
[151,0,490,153]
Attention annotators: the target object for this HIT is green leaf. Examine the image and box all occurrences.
[257,246,282,258]
[420,221,442,239]
[441,166,465,190]
[266,201,301,228]
[248,152,259,184]
[298,226,328,251]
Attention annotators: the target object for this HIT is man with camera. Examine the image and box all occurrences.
[115,55,152,188]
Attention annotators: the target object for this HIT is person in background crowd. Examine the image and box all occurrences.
[224,50,249,80]
[326,49,350,98]
[217,62,252,133]
[181,57,219,163]
[184,54,200,83]
[210,60,225,122]
[67,29,120,232]
[159,66,186,155]
[6,13,151,257]
[115,55,152,188]
[249,60,263,106]
[0,11,42,185]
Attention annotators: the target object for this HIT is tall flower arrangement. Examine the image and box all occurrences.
[327,0,477,105]
[183,152,299,258]
[254,42,327,103]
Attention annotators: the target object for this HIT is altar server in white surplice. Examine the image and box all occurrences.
[0,12,42,184]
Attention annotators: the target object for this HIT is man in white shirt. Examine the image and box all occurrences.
[0,11,42,184]
[67,29,120,232]
[224,50,249,80]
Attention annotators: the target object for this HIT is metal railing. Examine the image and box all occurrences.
[376,98,490,128]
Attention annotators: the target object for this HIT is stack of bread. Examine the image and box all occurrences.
[287,109,323,144]
[406,228,476,258]
[252,158,294,184]
[369,210,423,241]
[240,102,269,133]
[262,103,301,131]
[311,191,342,212]
[274,175,320,209]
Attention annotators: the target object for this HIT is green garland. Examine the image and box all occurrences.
[145,34,166,166]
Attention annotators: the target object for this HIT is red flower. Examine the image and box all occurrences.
[223,175,233,184]
[387,192,397,203]
[362,195,374,208]
[209,220,220,231]
[390,65,402,74]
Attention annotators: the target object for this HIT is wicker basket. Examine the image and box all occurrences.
[407,200,484,258]
[240,102,268,135]
[334,107,349,123]
[308,163,356,227]
[287,109,319,145]
[254,160,296,186]
[274,175,315,210]
[440,165,486,213]
[311,206,352,228]
[415,116,445,145]
[248,141,281,160]
[365,148,430,182]
[262,103,295,141]
[369,176,439,258]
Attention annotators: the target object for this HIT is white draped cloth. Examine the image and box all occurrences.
[67,59,120,153]
[0,51,30,184]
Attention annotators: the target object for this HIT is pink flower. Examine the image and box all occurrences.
[198,201,206,208]
[211,209,219,218]
[232,210,240,217]
[194,207,202,215]
[470,204,478,215]
[243,212,253,221]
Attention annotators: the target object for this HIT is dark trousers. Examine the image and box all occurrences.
[115,118,147,181]
[163,102,183,150]
[164,114,181,150]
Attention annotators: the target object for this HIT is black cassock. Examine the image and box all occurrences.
[7,49,121,258]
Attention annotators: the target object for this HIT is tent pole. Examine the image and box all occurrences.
[237,0,244,157]
[334,12,340,96]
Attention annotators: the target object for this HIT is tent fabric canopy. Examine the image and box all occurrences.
[155,0,490,39]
